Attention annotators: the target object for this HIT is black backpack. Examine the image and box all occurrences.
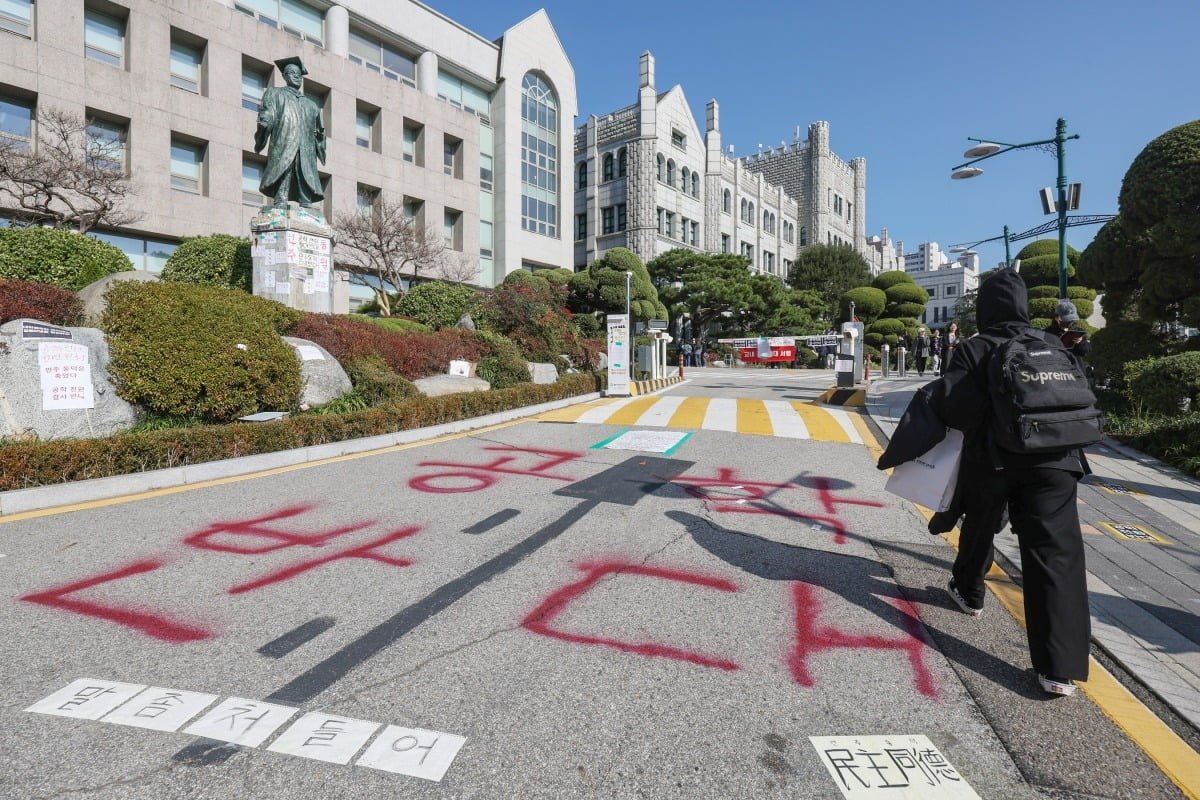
[984,329,1104,454]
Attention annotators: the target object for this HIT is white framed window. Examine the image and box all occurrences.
[356,184,378,219]
[443,208,462,250]
[443,134,462,178]
[169,35,203,94]
[234,0,323,46]
[84,6,125,67]
[0,0,33,38]
[242,156,265,206]
[671,129,686,149]
[85,116,127,172]
[438,70,490,118]
[349,29,416,85]
[241,64,269,111]
[519,72,558,238]
[402,120,422,165]
[355,107,376,150]
[0,93,34,148]
[169,136,204,194]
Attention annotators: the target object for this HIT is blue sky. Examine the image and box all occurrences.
[436,0,1200,271]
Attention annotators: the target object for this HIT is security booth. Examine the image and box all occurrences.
[837,322,864,387]
[637,320,673,380]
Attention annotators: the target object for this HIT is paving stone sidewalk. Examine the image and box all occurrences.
[865,377,1200,733]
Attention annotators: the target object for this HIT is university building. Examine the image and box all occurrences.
[573,52,900,277]
[903,241,979,328]
[0,0,576,307]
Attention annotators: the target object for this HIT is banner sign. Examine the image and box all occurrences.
[606,314,631,396]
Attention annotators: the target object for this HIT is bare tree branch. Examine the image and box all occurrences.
[333,196,476,315]
[0,107,140,233]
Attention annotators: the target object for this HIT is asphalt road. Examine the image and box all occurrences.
[0,368,1184,799]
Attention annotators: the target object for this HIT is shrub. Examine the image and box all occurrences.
[0,227,131,290]
[1028,285,1059,299]
[160,234,252,292]
[871,270,914,291]
[290,313,488,380]
[1090,319,1167,387]
[1029,297,1060,319]
[839,286,887,323]
[0,279,84,326]
[797,346,820,368]
[485,277,587,365]
[1125,353,1200,415]
[868,318,906,336]
[1067,286,1098,301]
[475,331,530,389]
[351,314,431,334]
[395,281,479,329]
[343,355,419,405]
[102,282,303,422]
[0,373,604,490]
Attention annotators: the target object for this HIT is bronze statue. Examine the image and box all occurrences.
[254,56,326,209]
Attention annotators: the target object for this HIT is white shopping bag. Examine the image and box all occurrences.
[884,428,963,512]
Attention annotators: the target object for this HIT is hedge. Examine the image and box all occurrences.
[103,282,304,422]
[343,355,419,405]
[0,279,84,326]
[395,281,479,329]
[1124,353,1200,415]
[0,373,603,491]
[0,227,131,289]
[475,330,531,389]
[160,234,252,292]
[351,314,431,334]
[1111,413,1200,479]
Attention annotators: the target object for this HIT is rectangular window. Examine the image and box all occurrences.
[665,212,674,239]
[85,116,127,172]
[241,63,268,111]
[616,203,627,232]
[671,129,686,149]
[403,197,423,227]
[169,137,204,194]
[479,219,493,259]
[349,29,416,84]
[721,234,730,253]
[85,6,125,67]
[355,107,376,150]
[443,134,462,178]
[303,84,329,130]
[601,206,614,235]
[575,213,586,241]
[691,221,699,246]
[0,93,34,147]
[946,285,957,297]
[242,156,264,206]
[356,184,378,219]
[280,0,322,45]
[169,34,203,94]
[0,0,33,37]
[437,70,490,117]
[89,230,177,272]
[443,208,462,250]
[657,207,664,235]
[402,121,423,165]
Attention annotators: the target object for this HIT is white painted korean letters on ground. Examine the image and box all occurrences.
[357,725,467,782]
[267,712,380,765]
[26,679,146,721]
[182,697,297,747]
[102,687,219,732]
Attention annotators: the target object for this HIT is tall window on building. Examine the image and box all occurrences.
[519,72,558,238]
[681,166,690,191]
[443,134,462,178]
[85,116,127,172]
[169,32,204,94]
[0,93,35,149]
[356,184,378,219]
[656,207,664,234]
[800,226,807,246]
[85,5,126,67]
[355,105,377,150]
[601,206,615,235]
[692,172,700,197]
[602,153,613,182]
[723,189,731,214]
[169,136,204,195]
[348,29,416,85]
[691,221,699,246]
[234,0,323,46]
[402,120,423,166]
[479,122,494,192]
[2,0,34,38]
[656,153,664,182]
[576,160,587,189]
[443,208,462,250]
[403,196,423,227]
[575,213,586,241]
[241,61,269,111]
[721,234,730,253]
[617,147,627,178]
[666,159,675,187]
[242,156,265,206]
[616,204,627,232]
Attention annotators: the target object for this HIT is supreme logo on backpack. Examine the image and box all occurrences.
[987,329,1104,453]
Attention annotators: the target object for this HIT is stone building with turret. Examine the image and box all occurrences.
[574,51,892,276]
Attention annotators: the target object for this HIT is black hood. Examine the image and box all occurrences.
[976,269,1030,333]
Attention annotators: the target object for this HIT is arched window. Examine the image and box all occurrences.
[666,159,676,187]
[800,226,807,246]
[617,147,627,177]
[692,173,700,197]
[723,189,731,213]
[520,73,559,237]
[657,153,665,182]
[763,210,770,231]
[602,153,614,182]
[740,198,748,221]
[577,161,587,190]
[748,202,755,224]
[680,167,690,191]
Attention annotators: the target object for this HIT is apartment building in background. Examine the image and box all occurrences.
[0,0,576,308]
[902,241,980,327]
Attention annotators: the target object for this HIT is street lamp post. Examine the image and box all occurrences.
[625,270,633,380]
[951,118,1080,298]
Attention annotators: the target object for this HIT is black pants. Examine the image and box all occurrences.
[953,465,1090,680]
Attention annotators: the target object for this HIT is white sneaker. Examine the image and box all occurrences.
[1037,674,1077,697]
[947,578,983,617]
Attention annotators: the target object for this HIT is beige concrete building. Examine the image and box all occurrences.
[0,0,577,306]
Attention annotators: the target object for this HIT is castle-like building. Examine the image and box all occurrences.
[573,52,901,276]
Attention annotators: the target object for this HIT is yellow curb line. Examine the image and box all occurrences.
[856,413,1200,800]
[0,418,524,526]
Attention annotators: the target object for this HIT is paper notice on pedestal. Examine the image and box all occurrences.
[38,341,94,410]
[263,249,276,267]
[317,254,330,270]
[313,264,330,292]
[303,278,315,295]
[265,271,276,289]
[276,280,290,296]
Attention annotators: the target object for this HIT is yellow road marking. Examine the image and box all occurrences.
[789,402,849,443]
[0,419,525,525]
[538,397,619,423]
[736,399,774,436]
[849,412,882,460]
[865,428,1200,800]
[667,396,710,429]
[604,396,662,425]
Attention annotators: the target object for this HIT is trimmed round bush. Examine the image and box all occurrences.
[0,227,131,290]
[885,282,928,305]
[871,270,914,291]
[839,286,887,322]
[103,282,303,422]
[0,278,84,326]
[1028,285,1059,299]
[290,313,487,380]
[868,318,906,336]
[351,314,431,333]
[1072,298,1094,319]
[160,234,252,292]
[864,332,884,349]
[1067,286,1097,301]
[1090,320,1167,387]
[475,331,531,389]
[1028,297,1060,319]
[396,281,478,329]
[888,302,925,319]
[343,355,418,405]
[1126,353,1200,415]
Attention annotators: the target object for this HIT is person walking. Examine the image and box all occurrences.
[680,339,693,369]
[928,270,1092,697]
[931,329,943,375]
[694,339,706,367]
[1046,300,1091,360]
[940,321,960,376]
[913,328,930,377]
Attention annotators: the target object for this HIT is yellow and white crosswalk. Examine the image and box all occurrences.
[539,395,864,444]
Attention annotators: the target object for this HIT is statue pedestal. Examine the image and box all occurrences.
[251,203,336,314]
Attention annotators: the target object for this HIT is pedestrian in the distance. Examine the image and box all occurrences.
[680,339,693,368]
[931,329,943,375]
[695,339,706,367]
[930,269,1092,698]
[1046,300,1090,361]
[941,321,960,376]
[914,328,930,377]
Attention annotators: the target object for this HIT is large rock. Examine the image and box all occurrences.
[77,270,159,320]
[412,374,490,397]
[527,362,559,384]
[284,336,351,408]
[0,319,138,440]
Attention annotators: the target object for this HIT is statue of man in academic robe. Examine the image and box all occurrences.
[254,56,326,209]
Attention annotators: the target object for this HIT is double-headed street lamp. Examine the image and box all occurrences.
[950,225,1015,270]
[951,118,1080,298]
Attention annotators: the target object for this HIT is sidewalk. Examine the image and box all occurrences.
[866,377,1200,735]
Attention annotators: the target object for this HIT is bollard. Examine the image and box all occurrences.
[881,344,890,378]
[897,347,907,377]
